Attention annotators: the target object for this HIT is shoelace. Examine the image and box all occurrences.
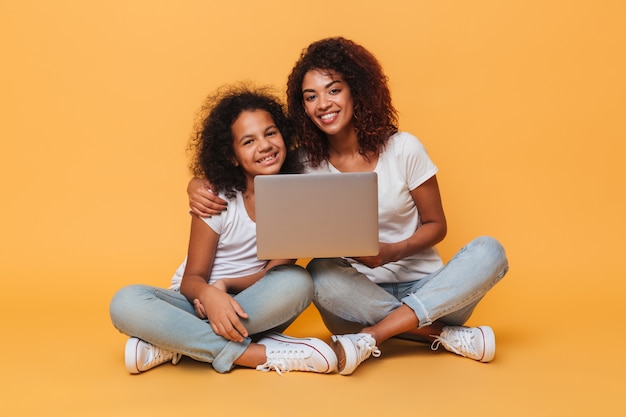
[430,329,476,357]
[356,336,381,359]
[145,346,181,367]
[256,349,312,375]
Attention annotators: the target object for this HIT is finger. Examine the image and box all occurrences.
[210,322,222,338]
[194,299,206,313]
[228,306,249,338]
[208,310,243,342]
[190,202,213,218]
[219,309,247,341]
[231,300,249,320]
[198,304,207,319]
[230,316,248,339]
[191,203,223,218]
[193,300,207,319]
[197,192,228,211]
[201,189,229,206]
[204,200,228,213]
[218,319,244,342]
[190,193,223,216]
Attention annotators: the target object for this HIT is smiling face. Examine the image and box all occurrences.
[301,69,355,140]
[231,110,287,186]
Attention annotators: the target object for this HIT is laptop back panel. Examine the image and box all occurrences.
[255,172,379,260]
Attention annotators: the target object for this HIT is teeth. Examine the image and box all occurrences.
[258,154,276,163]
[321,112,337,120]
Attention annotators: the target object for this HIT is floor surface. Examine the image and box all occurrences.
[3,265,623,417]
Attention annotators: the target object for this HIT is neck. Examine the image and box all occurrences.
[243,178,255,199]
[326,133,378,172]
[327,129,359,155]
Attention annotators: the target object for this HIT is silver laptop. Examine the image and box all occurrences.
[255,172,379,260]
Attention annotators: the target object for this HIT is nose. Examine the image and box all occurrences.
[257,136,272,151]
[317,93,331,110]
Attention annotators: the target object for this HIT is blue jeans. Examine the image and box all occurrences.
[307,236,509,339]
[109,264,313,373]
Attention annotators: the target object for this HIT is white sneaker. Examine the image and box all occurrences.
[125,337,182,374]
[331,333,381,376]
[256,333,338,374]
[431,325,495,362]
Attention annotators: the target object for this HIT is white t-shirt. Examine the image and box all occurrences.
[304,132,444,283]
[170,192,266,290]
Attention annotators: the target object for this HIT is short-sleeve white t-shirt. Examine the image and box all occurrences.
[304,132,444,283]
[169,192,266,290]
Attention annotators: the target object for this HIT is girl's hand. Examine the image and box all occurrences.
[211,279,228,293]
[193,298,207,319]
[188,177,228,217]
[197,286,249,342]
[192,280,228,317]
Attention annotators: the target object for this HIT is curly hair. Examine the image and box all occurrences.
[188,83,302,198]
[286,37,398,167]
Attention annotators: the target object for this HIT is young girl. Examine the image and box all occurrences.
[189,38,509,376]
[110,84,337,375]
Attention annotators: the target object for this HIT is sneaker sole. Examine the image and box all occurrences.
[124,337,141,374]
[331,335,359,376]
[330,336,347,374]
[477,326,496,362]
[262,333,338,373]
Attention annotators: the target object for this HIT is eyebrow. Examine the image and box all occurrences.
[236,125,278,143]
[302,79,342,94]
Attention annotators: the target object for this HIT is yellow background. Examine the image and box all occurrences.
[1,0,625,416]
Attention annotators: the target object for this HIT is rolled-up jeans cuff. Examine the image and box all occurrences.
[211,338,252,373]
[403,293,433,328]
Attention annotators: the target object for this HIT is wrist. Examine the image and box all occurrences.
[213,279,229,292]
[395,241,409,262]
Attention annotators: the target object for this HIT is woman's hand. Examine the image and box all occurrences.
[195,285,249,342]
[353,176,447,268]
[187,177,228,217]
[352,242,398,268]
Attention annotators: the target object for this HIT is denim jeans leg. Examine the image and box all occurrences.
[109,264,313,373]
[109,284,238,367]
[231,264,314,334]
[211,264,313,372]
[401,236,509,328]
[307,258,402,334]
[308,237,508,336]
